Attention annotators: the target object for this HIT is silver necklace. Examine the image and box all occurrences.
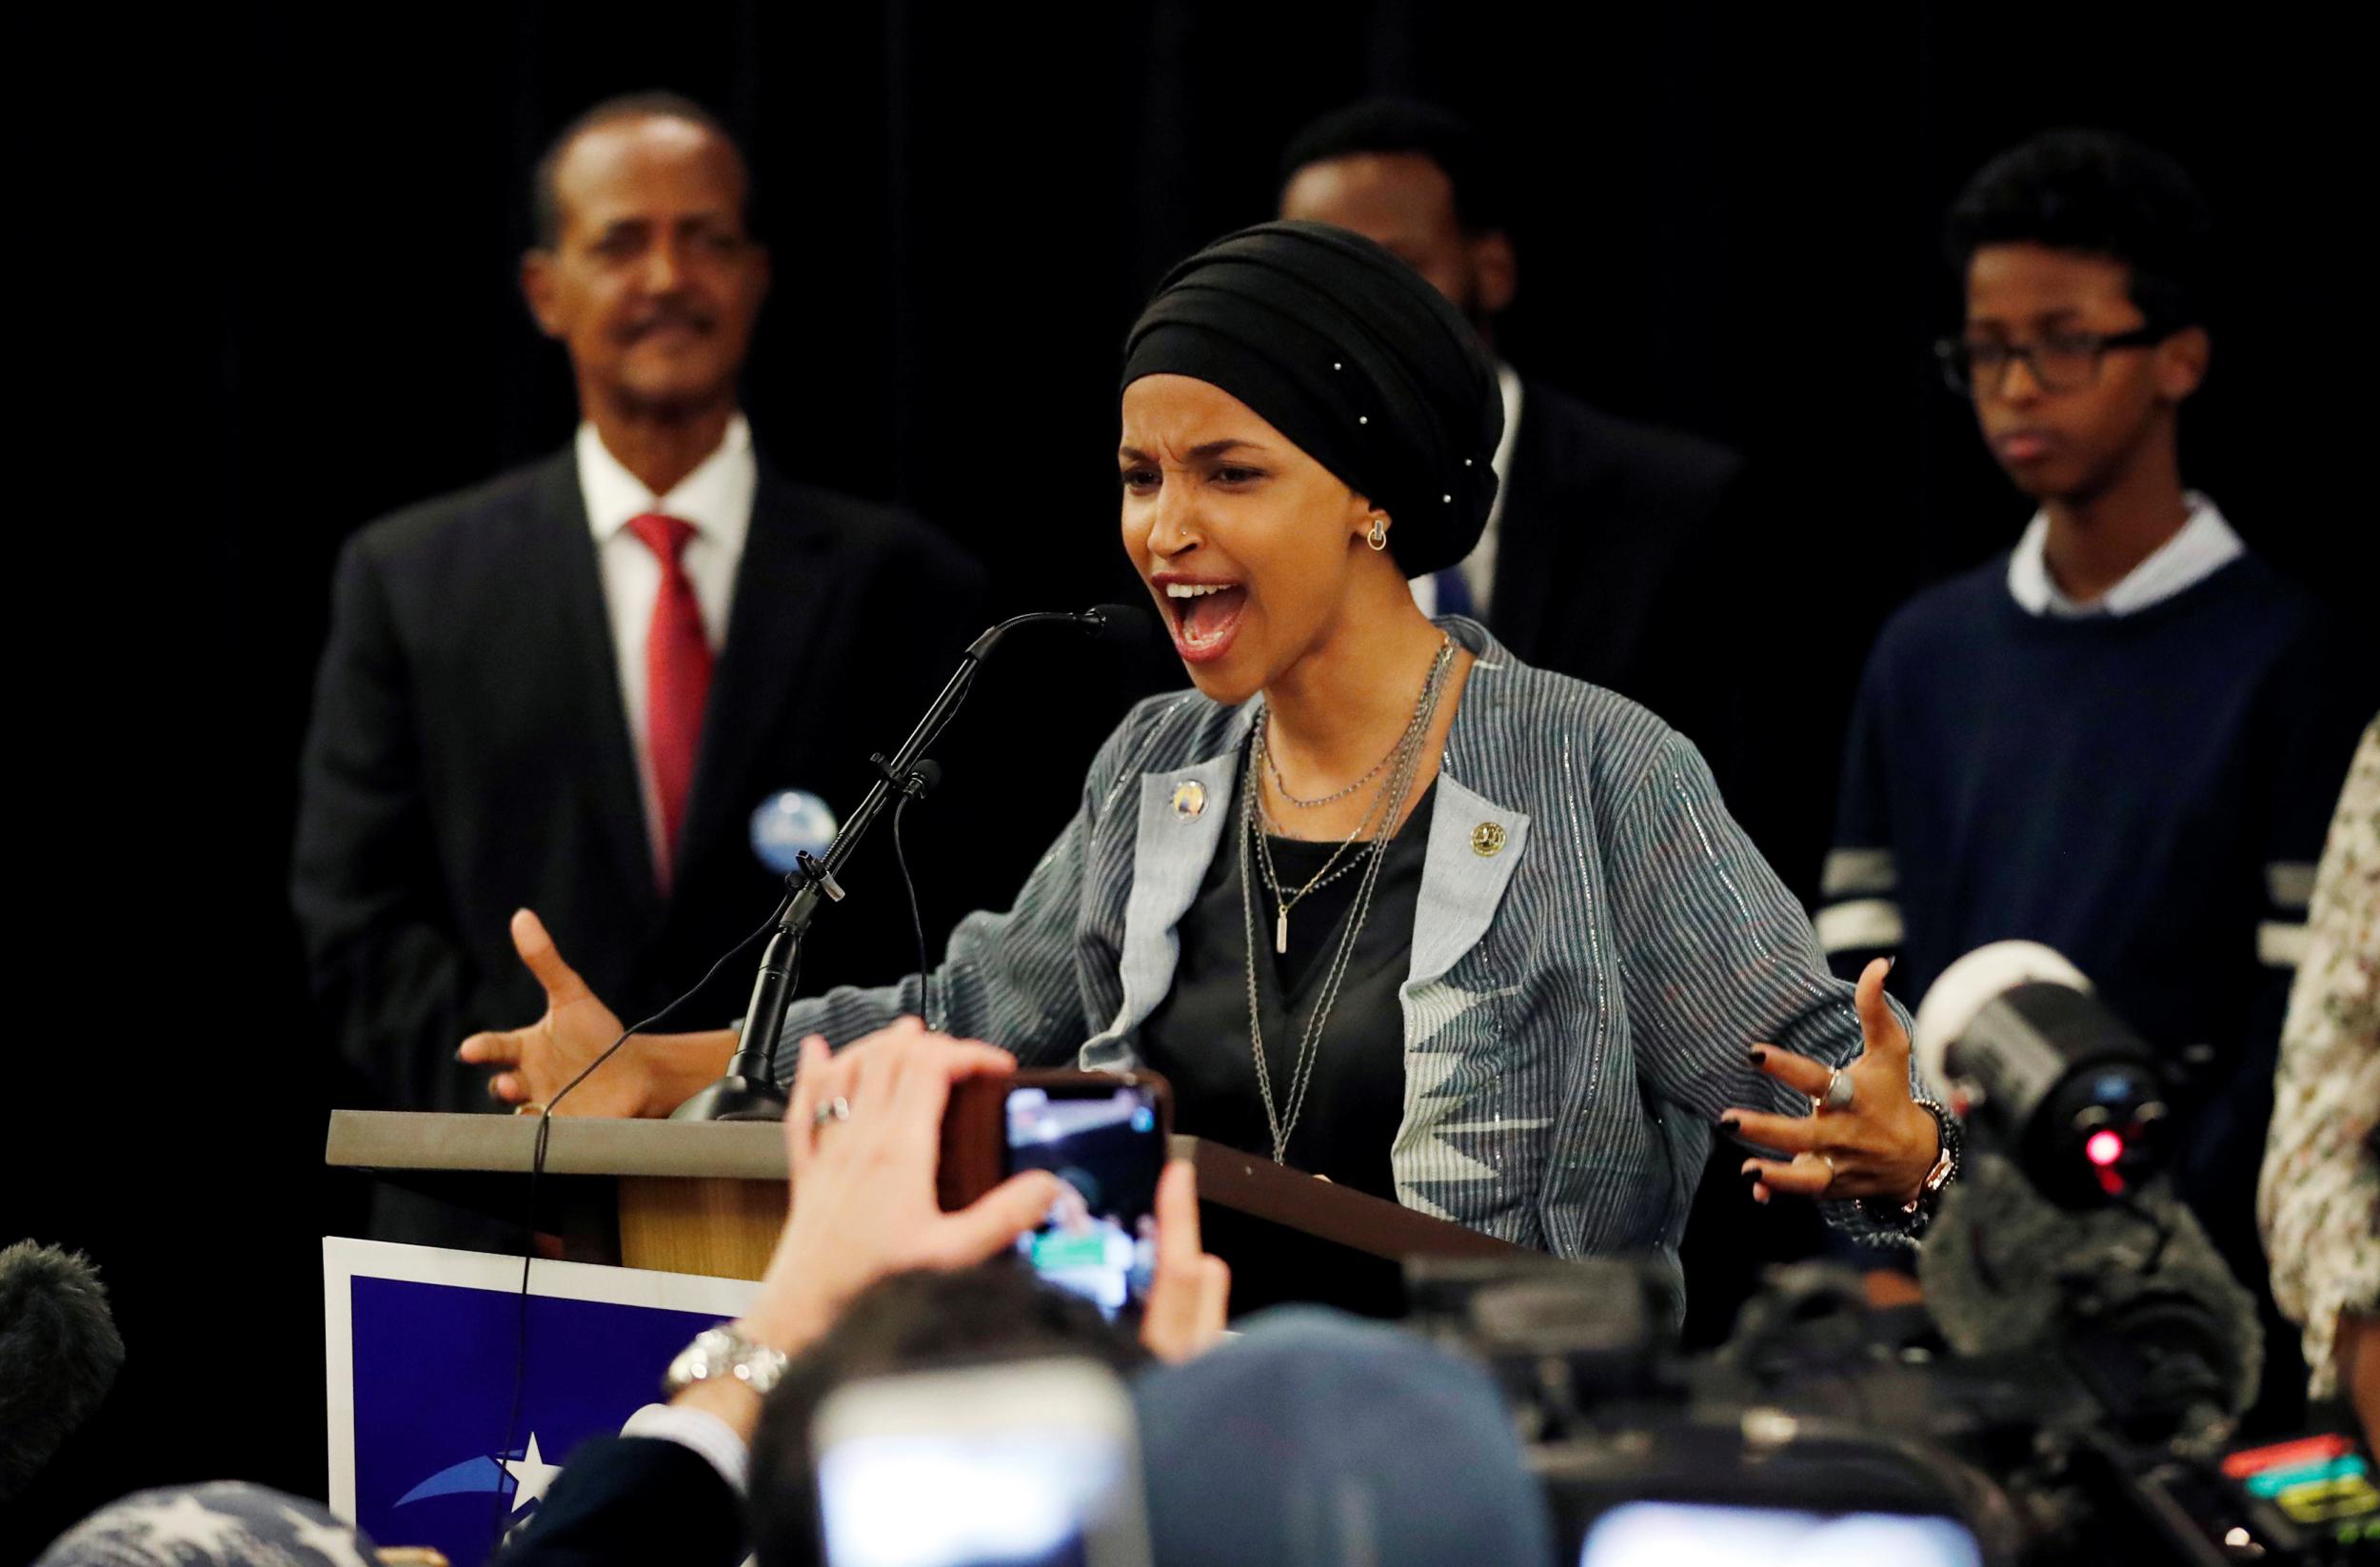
[1251,638,1453,954]
[1262,719,1400,808]
[1240,643,1452,1164]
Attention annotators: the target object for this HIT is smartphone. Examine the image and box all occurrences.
[1578,1500,1984,1567]
[810,1358,1153,1567]
[940,1072,1171,1320]
[1004,1079,1167,1319]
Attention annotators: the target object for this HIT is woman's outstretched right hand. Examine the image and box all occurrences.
[457,908,651,1118]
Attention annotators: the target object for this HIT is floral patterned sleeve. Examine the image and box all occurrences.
[2258,718,2380,1400]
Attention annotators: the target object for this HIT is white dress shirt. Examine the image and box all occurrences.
[575,416,758,871]
[620,1401,750,1496]
[2006,490,2243,617]
[1410,363,1523,618]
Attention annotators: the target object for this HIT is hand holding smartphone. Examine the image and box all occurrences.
[940,1072,1172,1320]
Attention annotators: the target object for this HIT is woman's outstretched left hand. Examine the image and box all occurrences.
[1722,957,1939,1206]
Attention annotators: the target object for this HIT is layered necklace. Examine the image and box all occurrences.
[1239,635,1455,1164]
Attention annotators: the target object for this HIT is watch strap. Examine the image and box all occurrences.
[663,1324,790,1399]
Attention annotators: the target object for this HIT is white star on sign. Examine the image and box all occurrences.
[501,1432,564,1513]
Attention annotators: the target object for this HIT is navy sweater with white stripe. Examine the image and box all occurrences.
[1823,548,2371,1261]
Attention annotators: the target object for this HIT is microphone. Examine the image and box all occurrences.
[0,1242,125,1503]
[1912,941,2171,1206]
[673,608,1130,1122]
[1917,1154,2264,1431]
[962,603,1152,660]
[1081,602,1154,643]
[1912,946,2263,1432]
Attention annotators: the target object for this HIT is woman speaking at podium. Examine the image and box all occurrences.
[462,222,1950,1270]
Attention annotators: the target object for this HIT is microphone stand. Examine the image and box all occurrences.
[672,607,1137,1121]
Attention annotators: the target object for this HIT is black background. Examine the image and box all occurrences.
[10,1,2365,1550]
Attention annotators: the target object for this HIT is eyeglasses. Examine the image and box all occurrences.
[1934,324,2172,397]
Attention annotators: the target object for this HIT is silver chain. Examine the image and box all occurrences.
[1240,641,1454,1164]
[1262,718,1398,808]
[1250,638,1453,948]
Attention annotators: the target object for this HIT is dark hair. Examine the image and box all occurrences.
[745,1266,1146,1567]
[1279,97,1509,233]
[0,1242,124,1504]
[1944,129,2213,330]
[530,89,749,249]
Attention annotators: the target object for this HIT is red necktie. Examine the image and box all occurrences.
[626,512,713,888]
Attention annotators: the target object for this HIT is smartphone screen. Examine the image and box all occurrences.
[812,1359,1151,1567]
[1579,1501,1983,1566]
[1004,1082,1165,1319]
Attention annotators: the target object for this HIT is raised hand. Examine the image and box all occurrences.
[1722,957,1940,1205]
[740,1022,1063,1352]
[456,908,649,1118]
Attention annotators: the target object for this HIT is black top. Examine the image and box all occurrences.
[1137,759,1436,1200]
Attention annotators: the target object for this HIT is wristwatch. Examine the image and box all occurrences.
[662,1324,791,1400]
[1861,1096,1961,1237]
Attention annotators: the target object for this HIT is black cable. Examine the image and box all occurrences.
[2113,1186,2174,1273]
[486,898,787,1551]
[891,791,934,1031]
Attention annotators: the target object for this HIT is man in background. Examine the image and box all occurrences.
[292,93,986,1132]
[1278,99,1751,791]
[1279,100,1797,1339]
[1821,129,2372,1418]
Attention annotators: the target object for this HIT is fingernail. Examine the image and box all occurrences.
[1885,957,1897,975]
[1746,1046,1767,1067]
[1719,1115,1741,1132]
[1739,1164,1759,1183]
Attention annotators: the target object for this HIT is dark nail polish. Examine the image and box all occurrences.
[1719,1115,1740,1132]
[1739,1164,1760,1183]
[1746,1046,1767,1067]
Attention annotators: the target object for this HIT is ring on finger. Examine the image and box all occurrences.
[1815,1066,1855,1113]
[513,1101,546,1118]
[1815,1152,1837,1188]
[811,1095,852,1130]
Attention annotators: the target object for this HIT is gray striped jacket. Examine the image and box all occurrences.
[778,617,1918,1288]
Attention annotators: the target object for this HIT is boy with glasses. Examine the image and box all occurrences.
[1820,129,2370,1418]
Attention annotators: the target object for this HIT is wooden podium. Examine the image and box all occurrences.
[326,1110,1529,1315]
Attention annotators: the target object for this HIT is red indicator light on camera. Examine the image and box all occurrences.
[2085,1129,2124,1167]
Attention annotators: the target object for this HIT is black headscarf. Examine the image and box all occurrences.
[1120,221,1503,579]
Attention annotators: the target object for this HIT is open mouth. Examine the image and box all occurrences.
[1159,581,1249,664]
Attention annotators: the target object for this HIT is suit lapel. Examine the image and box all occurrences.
[676,463,837,878]
[531,453,664,923]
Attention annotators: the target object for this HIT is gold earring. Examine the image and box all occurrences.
[1366,516,1389,551]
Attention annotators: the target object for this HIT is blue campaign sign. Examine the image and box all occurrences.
[326,1238,760,1567]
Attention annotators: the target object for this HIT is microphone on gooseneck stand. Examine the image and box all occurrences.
[672,605,1154,1122]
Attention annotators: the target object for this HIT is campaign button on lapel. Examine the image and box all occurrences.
[1471,821,1507,857]
[1172,780,1207,820]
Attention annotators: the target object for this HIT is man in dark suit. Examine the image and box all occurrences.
[291,92,986,1122]
[1278,99,1751,789]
